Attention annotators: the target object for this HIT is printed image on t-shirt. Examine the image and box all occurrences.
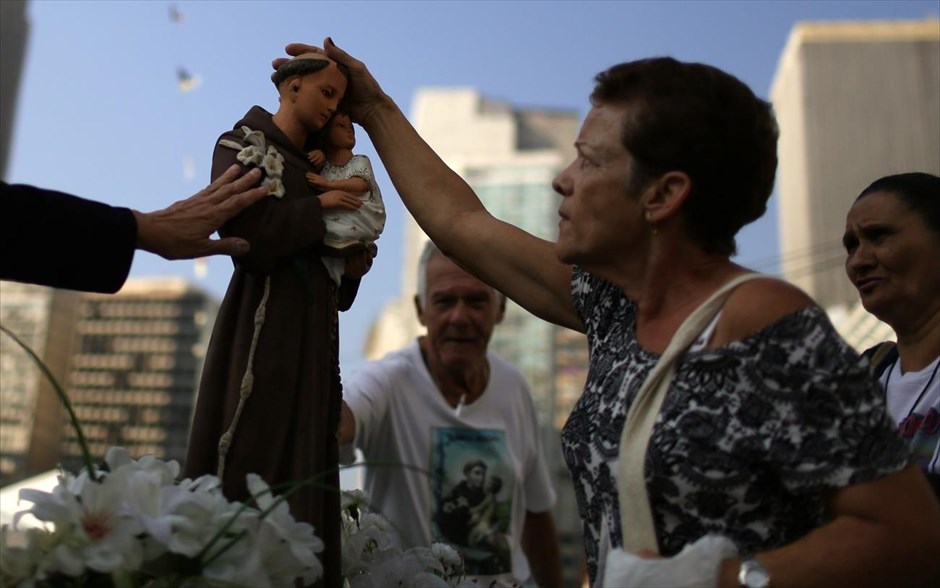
[899,407,940,474]
[430,428,513,576]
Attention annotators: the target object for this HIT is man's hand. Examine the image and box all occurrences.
[133,165,267,260]
[319,190,363,211]
[272,38,390,127]
[337,401,356,444]
[344,246,375,279]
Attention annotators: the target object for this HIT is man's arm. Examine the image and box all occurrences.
[521,509,564,588]
[1,165,266,293]
[133,165,267,260]
[337,400,356,445]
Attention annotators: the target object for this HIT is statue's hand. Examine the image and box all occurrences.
[307,149,326,169]
[305,172,330,190]
[344,247,375,279]
[318,190,363,211]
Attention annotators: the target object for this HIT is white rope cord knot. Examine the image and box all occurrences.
[217,276,272,480]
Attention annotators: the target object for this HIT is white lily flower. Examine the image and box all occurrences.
[245,474,324,585]
[237,145,265,168]
[262,145,284,177]
[106,448,180,487]
[262,176,286,198]
[342,519,401,575]
[164,484,254,558]
[218,139,244,151]
[200,523,271,588]
[348,549,448,588]
[177,473,222,493]
[16,470,145,575]
[429,542,461,567]
[341,489,371,513]
[0,525,46,582]
[241,126,266,148]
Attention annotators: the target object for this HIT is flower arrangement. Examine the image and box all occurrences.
[0,326,473,587]
[219,126,286,198]
[1,448,323,587]
[339,490,474,588]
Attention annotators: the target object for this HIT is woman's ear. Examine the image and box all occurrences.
[644,171,692,223]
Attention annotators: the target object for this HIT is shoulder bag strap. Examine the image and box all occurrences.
[867,341,899,377]
[617,272,764,553]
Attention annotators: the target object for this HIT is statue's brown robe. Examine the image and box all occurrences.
[184,106,358,587]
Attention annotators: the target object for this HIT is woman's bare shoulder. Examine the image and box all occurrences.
[716,276,817,344]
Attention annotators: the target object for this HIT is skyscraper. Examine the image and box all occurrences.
[0,282,80,485]
[364,88,587,581]
[772,19,940,310]
[59,277,218,472]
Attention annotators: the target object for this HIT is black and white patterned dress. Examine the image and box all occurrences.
[560,268,910,584]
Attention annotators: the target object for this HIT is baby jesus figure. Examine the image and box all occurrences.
[306,112,386,286]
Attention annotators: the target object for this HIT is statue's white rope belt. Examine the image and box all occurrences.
[217,275,271,480]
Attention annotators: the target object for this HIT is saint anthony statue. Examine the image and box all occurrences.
[184,54,373,587]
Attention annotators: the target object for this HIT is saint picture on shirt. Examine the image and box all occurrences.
[430,428,513,575]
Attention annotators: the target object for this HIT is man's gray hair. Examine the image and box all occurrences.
[415,240,443,308]
[415,240,503,309]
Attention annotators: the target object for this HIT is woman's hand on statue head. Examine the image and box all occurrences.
[273,38,391,128]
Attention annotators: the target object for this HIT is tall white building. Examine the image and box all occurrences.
[772,19,940,313]
[364,88,588,581]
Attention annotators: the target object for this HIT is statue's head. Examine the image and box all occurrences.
[273,53,349,132]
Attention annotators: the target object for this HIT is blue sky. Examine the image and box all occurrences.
[7,0,937,371]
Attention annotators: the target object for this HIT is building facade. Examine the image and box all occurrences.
[364,88,588,582]
[59,278,217,472]
[0,282,80,485]
[772,19,940,310]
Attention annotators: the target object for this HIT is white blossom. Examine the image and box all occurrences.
[14,468,145,575]
[3,452,468,587]
[262,145,285,177]
[236,145,265,167]
[262,176,286,198]
[241,126,266,148]
[246,473,325,585]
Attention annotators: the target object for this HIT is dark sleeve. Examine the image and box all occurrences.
[212,136,327,274]
[0,181,136,293]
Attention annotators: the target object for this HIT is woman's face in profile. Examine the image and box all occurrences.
[844,190,940,321]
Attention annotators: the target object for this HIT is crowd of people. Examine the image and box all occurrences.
[1,37,937,588]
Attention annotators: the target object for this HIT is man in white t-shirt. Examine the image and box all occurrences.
[338,242,563,587]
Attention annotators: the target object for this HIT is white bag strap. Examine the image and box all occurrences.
[617,273,763,553]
